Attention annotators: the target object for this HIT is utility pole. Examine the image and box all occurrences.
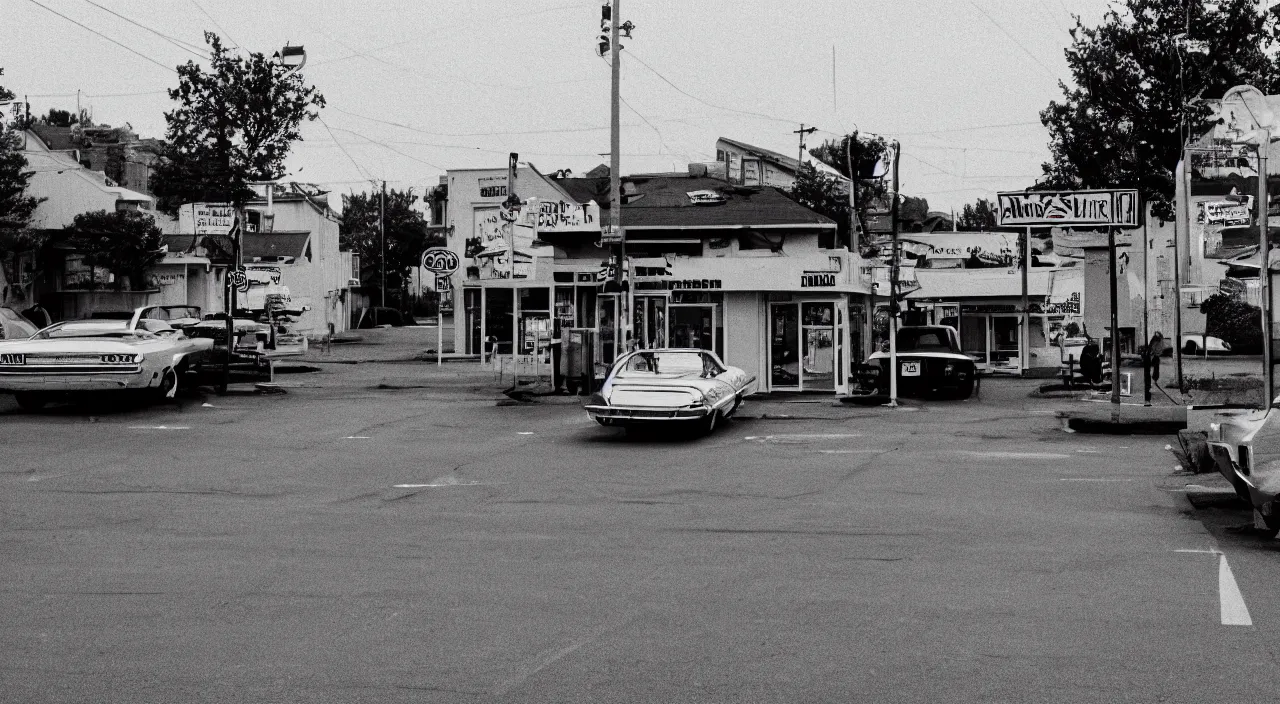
[888,140,901,407]
[609,0,627,356]
[379,180,386,308]
[1021,226,1030,374]
[794,124,818,169]
[1109,226,1122,406]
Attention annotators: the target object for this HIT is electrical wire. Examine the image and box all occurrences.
[969,0,1061,81]
[326,126,444,170]
[317,115,372,182]
[189,0,240,50]
[621,48,806,127]
[79,0,208,58]
[21,0,177,74]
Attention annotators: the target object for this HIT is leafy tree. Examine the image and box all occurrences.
[62,209,165,291]
[800,133,890,249]
[1040,0,1280,219]
[150,32,325,215]
[1202,291,1263,353]
[0,82,47,305]
[40,108,78,127]
[340,187,443,310]
[956,198,999,231]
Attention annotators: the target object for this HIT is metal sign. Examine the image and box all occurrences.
[191,203,237,236]
[229,267,249,293]
[996,189,1139,227]
[600,224,623,245]
[434,275,451,293]
[421,247,460,274]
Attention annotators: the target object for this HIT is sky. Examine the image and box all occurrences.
[2,0,1119,215]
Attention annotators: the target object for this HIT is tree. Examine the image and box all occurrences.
[0,82,47,305]
[62,210,165,291]
[40,108,78,127]
[1040,0,1280,219]
[340,187,443,310]
[1202,291,1263,354]
[956,198,999,231]
[150,32,325,215]
[788,133,891,250]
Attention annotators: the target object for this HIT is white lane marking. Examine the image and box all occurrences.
[394,482,482,488]
[1219,554,1253,626]
[517,432,534,435]
[745,433,864,441]
[1059,478,1134,482]
[127,425,190,430]
[343,436,371,439]
[1182,484,1237,494]
[201,403,218,408]
[806,449,887,454]
[1174,548,1222,554]
[1076,450,1100,454]
[952,450,1072,460]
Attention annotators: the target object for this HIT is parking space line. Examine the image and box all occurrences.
[1219,554,1253,626]
[1059,478,1134,482]
[951,451,1072,460]
[127,425,190,430]
[343,436,371,439]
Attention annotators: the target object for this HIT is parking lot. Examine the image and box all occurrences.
[4,364,1280,703]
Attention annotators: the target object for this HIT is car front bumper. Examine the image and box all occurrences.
[0,368,161,393]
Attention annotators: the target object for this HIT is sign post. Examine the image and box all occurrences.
[421,247,460,367]
[998,189,1139,399]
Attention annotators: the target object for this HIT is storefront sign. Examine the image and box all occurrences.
[800,271,836,287]
[1041,292,1081,315]
[1198,199,1252,226]
[996,190,1139,227]
[180,203,236,236]
[478,176,507,199]
[665,279,722,290]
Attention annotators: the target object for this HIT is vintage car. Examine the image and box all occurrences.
[1177,333,1231,356]
[864,325,977,399]
[138,305,203,330]
[585,348,756,435]
[183,316,273,365]
[0,308,214,410]
[1205,405,1280,537]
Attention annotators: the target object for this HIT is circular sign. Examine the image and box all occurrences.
[230,267,249,293]
[421,248,460,275]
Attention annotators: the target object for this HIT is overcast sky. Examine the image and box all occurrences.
[3,0,1117,213]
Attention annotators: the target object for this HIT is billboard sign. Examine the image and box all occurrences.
[996,190,1139,227]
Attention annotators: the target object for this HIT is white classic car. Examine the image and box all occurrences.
[585,349,756,435]
[1205,405,1280,537]
[0,308,214,411]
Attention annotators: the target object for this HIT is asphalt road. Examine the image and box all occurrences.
[3,374,1280,703]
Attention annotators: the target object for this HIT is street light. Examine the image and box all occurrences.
[1221,84,1279,408]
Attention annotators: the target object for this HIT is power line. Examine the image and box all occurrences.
[189,0,241,50]
[969,1,1060,81]
[327,126,444,170]
[622,47,806,127]
[891,120,1043,137]
[79,0,208,58]
[317,115,372,182]
[22,0,177,74]
[330,105,622,138]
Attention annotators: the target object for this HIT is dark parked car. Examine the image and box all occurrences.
[863,325,977,399]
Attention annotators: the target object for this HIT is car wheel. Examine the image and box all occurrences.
[595,417,612,426]
[1184,341,1199,355]
[14,393,48,412]
[701,409,720,435]
[725,395,742,418]
[156,367,179,400]
[955,378,975,400]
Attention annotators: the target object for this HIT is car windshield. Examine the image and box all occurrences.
[616,351,723,377]
[897,329,953,352]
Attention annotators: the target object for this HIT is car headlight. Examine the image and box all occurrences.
[944,363,955,375]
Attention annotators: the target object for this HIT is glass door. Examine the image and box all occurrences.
[991,315,1021,373]
[961,314,988,364]
[632,295,668,349]
[801,302,837,391]
[769,303,800,389]
[597,294,620,364]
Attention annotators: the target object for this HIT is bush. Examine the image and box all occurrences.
[1201,293,1263,354]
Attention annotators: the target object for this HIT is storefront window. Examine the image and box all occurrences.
[464,288,482,355]
[770,304,800,387]
[518,287,551,356]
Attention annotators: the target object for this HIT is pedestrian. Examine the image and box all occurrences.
[1079,339,1103,385]
[1147,331,1165,385]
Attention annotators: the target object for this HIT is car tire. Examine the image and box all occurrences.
[955,378,975,400]
[701,409,719,435]
[14,393,47,412]
[1184,341,1199,355]
[726,395,742,418]
[156,367,179,400]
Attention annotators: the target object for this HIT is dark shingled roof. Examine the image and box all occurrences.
[551,175,832,229]
[242,231,310,260]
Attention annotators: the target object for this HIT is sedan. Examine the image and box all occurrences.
[0,309,213,411]
[585,349,756,435]
[1206,406,1280,537]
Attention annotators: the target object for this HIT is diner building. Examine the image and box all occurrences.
[442,165,876,393]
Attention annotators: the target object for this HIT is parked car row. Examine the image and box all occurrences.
[0,306,306,412]
[1204,404,1280,537]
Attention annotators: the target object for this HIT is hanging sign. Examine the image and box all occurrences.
[996,189,1139,227]
[421,247,460,275]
